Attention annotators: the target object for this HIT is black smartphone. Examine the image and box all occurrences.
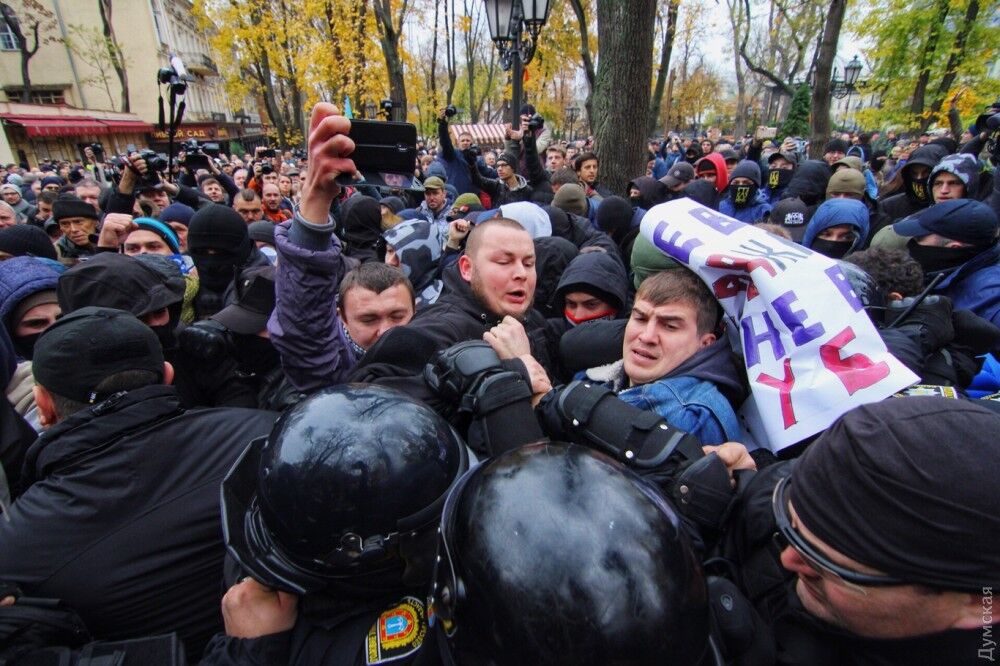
[260,148,276,158]
[339,120,418,186]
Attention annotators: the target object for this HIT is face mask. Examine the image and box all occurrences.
[767,168,793,189]
[12,332,40,360]
[731,184,758,207]
[810,238,853,259]
[233,334,280,375]
[564,307,617,326]
[149,324,176,352]
[905,174,930,204]
[906,239,980,274]
[192,254,238,291]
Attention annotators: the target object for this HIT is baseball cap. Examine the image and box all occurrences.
[211,266,276,335]
[767,151,798,166]
[33,306,164,403]
[660,162,695,189]
[893,199,999,247]
[422,176,445,191]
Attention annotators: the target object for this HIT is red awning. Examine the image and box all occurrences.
[1,114,109,137]
[450,123,508,149]
[99,119,154,133]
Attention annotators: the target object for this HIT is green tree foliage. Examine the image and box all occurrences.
[780,83,810,137]
[851,0,999,131]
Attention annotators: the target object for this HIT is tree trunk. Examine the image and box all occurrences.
[373,0,409,121]
[909,0,950,117]
[567,0,597,126]
[808,0,846,159]
[662,68,676,134]
[97,0,129,112]
[0,4,40,103]
[648,0,679,136]
[921,0,980,131]
[592,0,657,194]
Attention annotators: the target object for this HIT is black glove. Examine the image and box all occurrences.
[889,295,954,354]
[424,341,504,413]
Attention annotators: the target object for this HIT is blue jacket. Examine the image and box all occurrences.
[802,198,870,252]
[719,189,773,224]
[930,243,1000,328]
[585,339,747,445]
[436,121,478,196]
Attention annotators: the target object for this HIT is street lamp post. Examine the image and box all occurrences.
[484,0,551,126]
[565,105,579,142]
[365,102,377,120]
[831,55,864,130]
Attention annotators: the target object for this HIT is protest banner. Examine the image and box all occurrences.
[640,198,918,452]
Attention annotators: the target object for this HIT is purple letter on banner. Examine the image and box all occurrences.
[652,220,704,264]
[690,207,743,235]
[772,291,825,346]
[824,265,864,312]
[741,311,786,368]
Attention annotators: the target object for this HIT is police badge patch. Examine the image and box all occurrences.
[366,596,427,664]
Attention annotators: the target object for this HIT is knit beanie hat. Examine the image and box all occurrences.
[52,194,99,221]
[133,217,181,254]
[728,160,762,186]
[159,202,195,227]
[0,224,57,260]
[453,192,484,212]
[630,233,680,290]
[826,169,867,199]
[187,203,251,256]
[552,184,588,217]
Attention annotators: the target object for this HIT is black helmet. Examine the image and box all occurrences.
[836,259,886,323]
[222,384,468,594]
[430,443,713,665]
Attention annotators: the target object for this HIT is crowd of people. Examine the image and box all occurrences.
[0,96,998,665]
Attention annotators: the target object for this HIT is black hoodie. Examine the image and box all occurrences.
[56,254,256,409]
[875,144,949,232]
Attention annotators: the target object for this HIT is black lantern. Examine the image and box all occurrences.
[483,0,552,125]
[843,55,863,87]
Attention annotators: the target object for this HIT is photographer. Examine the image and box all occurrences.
[502,103,552,172]
[467,115,550,206]
[435,105,493,197]
[104,151,207,217]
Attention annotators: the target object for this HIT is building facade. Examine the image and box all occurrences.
[0,0,263,165]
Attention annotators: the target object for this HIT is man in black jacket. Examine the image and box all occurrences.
[355,218,558,417]
[468,117,550,206]
[726,397,998,665]
[0,307,276,659]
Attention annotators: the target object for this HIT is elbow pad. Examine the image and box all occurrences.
[537,380,703,470]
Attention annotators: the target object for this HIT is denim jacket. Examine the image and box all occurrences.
[585,349,745,446]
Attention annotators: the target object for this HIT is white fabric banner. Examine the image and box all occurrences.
[639,198,918,451]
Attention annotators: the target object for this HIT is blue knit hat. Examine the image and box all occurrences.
[134,217,181,254]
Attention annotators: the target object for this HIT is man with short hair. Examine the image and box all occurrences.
[233,188,265,224]
[545,145,567,173]
[581,268,744,444]
[0,306,275,659]
[200,177,228,204]
[574,151,611,198]
[261,183,291,223]
[73,178,102,213]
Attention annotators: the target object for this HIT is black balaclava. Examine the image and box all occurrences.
[903,167,931,206]
[906,238,981,274]
[187,204,254,292]
[811,239,853,259]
